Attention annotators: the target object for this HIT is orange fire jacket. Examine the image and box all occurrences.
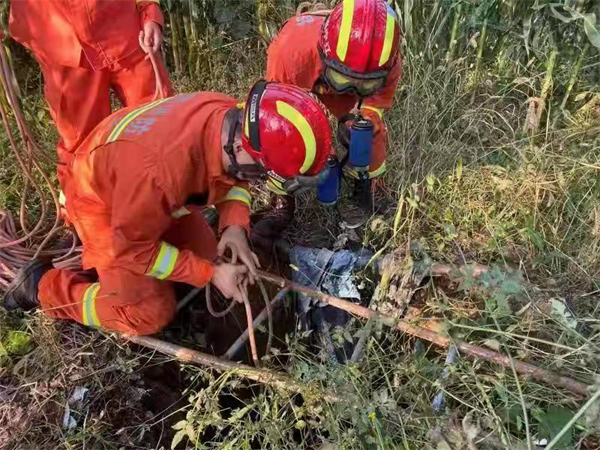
[9,0,164,69]
[67,93,251,289]
[266,13,402,174]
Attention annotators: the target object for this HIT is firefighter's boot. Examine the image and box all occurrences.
[3,260,52,311]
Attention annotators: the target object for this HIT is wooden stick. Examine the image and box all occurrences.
[125,335,339,402]
[258,271,591,397]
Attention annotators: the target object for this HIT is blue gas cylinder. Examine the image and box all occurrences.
[317,157,341,206]
[348,118,374,170]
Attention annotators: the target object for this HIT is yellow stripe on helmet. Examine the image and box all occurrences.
[244,109,250,137]
[219,186,252,208]
[378,12,396,67]
[82,283,101,328]
[147,242,179,280]
[336,0,355,62]
[275,101,316,174]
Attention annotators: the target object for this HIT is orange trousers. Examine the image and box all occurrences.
[40,49,173,184]
[38,208,217,335]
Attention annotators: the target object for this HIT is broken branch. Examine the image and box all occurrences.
[258,271,591,397]
[124,334,339,402]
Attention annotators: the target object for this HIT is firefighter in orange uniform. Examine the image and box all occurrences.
[3,82,333,336]
[257,0,402,237]
[8,0,173,186]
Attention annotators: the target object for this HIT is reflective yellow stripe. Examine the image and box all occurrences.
[336,0,354,62]
[244,109,250,137]
[275,101,316,174]
[147,242,179,280]
[82,283,101,328]
[344,167,360,179]
[344,162,386,179]
[59,190,67,207]
[361,106,384,120]
[171,207,191,219]
[378,12,396,66]
[267,179,287,195]
[106,98,169,143]
[219,186,252,207]
[369,161,387,178]
[137,0,159,3]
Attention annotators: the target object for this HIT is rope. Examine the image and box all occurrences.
[0,36,81,283]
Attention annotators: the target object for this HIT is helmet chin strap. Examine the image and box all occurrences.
[223,107,266,181]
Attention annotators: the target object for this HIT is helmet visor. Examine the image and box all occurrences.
[324,67,386,97]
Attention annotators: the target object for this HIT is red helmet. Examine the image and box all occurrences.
[319,0,401,96]
[242,81,333,194]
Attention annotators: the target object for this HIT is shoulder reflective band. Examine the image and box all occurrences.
[336,0,355,62]
[82,283,101,328]
[247,80,269,151]
[275,101,316,174]
[147,242,179,280]
[361,105,384,120]
[219,186,252,207]
[171,207,192,219]
[106,98,170,144]
[379,11,396,67]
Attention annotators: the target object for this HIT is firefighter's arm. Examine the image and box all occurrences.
[110,149,214,288]
[137,1,165,28]
[357,57,402,177]
[362,55,402,113]
[360,55,402,132]
[215,182,252,235]
[215,182,258,279]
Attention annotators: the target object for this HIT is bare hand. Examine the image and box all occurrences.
[139,22,163,55]
[217,226,260,283]
[211,263,248,304]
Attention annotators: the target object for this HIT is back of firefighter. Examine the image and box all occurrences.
[3,82,334,336]
[8,0,174,187]
[266,0,402,182]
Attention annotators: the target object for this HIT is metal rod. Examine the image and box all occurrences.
[258,271,591,397]
[176,287,201,311]
[224,288,288,360]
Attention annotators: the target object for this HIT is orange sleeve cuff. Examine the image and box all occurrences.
[217,201,251,235]
[138,2,165,28]
[170,249,215,288]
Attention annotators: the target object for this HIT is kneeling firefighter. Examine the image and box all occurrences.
[3,82,332,336]
[255,0,402,241]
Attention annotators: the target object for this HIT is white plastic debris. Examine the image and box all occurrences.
[62,386,89,429]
